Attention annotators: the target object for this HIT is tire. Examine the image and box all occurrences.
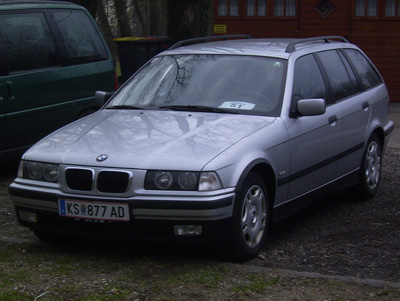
[228,172,269,262]
[354,133,382,200]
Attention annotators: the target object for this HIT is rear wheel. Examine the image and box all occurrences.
[228,172,269,262]
[354,133,382,200]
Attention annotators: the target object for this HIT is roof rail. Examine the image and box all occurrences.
[285,36,350,53]
[168,34,252,50]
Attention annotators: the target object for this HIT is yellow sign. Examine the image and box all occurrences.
[214,24,227,34]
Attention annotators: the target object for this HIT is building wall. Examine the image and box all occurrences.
[213,0,400,102]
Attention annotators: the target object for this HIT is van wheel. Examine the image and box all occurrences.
[354,133,382,200]
[229,172,269,262]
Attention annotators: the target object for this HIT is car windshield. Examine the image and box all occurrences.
[107,54,287,116]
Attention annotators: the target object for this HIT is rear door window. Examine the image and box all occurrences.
[53,10,109,64]
[0,13,58,73]
[344,49,382,90]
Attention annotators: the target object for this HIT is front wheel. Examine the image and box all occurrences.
[228,172,270,262]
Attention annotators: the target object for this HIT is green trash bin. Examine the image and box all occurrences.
[114,36,171,83]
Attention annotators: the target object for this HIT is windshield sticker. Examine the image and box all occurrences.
[219,102,256,110]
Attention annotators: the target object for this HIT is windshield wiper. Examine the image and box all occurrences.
[159,105,237,114]
[106,105,146,110]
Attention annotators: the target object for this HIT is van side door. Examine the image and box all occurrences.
[51,9,115,117]
[0,11,74,152]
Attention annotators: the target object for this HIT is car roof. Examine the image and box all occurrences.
[162,36,356,59]
[0,0,79,10]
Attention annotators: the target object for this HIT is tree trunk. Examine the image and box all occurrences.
[149,0,168,36]
[132,0,146,36]
[97,1,117,60]
[114,0,132,37]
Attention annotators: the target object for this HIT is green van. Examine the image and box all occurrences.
[0,1,115,159]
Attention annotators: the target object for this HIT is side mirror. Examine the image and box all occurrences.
[95,91,114,107]
[297,98,326,116]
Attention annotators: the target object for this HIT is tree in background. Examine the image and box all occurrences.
[167,0,213,41]
[70,0,212,41]
[69,0,212,80]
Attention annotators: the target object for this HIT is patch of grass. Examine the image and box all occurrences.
[231,275,280,293]
[377,287,400,297]
[172,263,232,288]
[3,270,30,284]
[53,254,79,265]
[191,268,225,287]
[0,273,14,287]
[0,290,31,301]
[0,250,14,262]
[1,241,400,300]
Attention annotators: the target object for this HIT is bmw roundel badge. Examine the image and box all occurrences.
[96,154,108,162]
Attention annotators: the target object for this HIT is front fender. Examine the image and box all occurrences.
[203,118,290,205]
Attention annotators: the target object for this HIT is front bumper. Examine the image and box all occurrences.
[9,181,235,240]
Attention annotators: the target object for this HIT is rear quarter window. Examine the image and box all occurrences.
[344,49,382,90]
[53,9,109,64]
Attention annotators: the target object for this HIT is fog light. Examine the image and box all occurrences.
[174,225,202,236]
[19,211,38,223]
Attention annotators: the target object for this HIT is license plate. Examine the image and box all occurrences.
[58,199,130,221]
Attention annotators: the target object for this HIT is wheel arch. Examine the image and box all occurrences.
[236,159,276,210]
[372,127,385,149]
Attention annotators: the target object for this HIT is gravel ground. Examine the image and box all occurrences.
[251,146,400,283]
[1,147,399,285]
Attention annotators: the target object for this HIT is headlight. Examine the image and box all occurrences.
[154,171,173,189]
[43,164,59,182]
[22,161,59,183]
[178,172,198,190]
[27,162,43,180]
[145,170,222,191]
[178,172,197,190]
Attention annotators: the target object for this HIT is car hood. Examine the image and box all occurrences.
[25,110,276,170]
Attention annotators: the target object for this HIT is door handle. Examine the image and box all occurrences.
[329,115,337,124]
[0,84,3,101]
[6,81,14,100]
[362,102,370,110]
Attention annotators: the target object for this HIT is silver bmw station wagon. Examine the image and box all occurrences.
[9,36,394,261]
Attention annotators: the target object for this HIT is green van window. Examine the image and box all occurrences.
[0,13,58,73]
[53,10,109,64]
